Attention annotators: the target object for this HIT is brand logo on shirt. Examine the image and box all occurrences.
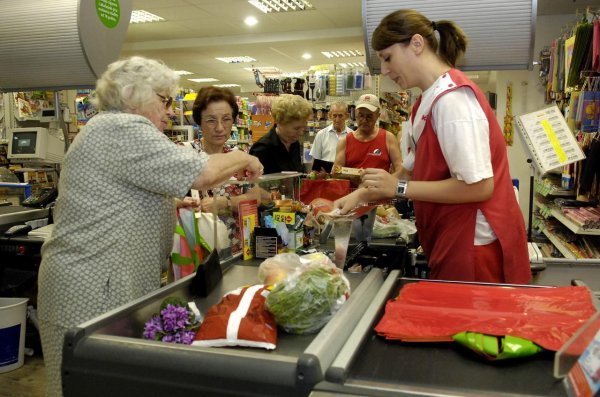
[368,148,382,156]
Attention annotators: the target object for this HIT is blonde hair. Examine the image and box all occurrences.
[372,9,468,67]
[93,56,179,113]
[271,94,313,125]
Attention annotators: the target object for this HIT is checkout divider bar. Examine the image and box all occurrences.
[299,268,385,384]
[326,269,400,384]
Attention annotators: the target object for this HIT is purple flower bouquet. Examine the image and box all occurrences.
[143,297,200,345]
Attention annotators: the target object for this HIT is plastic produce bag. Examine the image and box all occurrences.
[372,217,416,239]
[265,253,350,334]
[453,332,543,360]
[257,253,302,286]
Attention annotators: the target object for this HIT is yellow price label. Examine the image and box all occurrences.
[540,120,567,163]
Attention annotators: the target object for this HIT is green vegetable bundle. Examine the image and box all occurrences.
[265,265,350,334]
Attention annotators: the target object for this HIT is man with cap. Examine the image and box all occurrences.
[334,94,402,174]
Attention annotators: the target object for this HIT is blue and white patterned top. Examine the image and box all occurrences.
[38,111,207,326]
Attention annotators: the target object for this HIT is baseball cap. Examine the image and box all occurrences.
[355,94,380,112]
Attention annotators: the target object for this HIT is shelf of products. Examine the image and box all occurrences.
[532,172,600,260]
[541,228,577,259]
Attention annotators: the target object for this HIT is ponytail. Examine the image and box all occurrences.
[372,9,468,68]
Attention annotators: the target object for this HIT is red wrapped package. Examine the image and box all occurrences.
[299,179,351,204]
[375,282,597,351]
[192,285,277,349]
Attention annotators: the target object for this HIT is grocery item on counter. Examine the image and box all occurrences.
[265,252,350,334]
[193,285,277,350]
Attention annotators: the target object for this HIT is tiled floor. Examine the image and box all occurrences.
[0,354,46,397]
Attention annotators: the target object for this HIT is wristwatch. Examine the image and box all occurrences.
[396,180,408,198]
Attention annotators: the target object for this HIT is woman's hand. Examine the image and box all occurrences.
[333,188,367,214]
[243,155,264,181]
[200,196,229,212]
[361,168,398,199]
[175,196,201,209]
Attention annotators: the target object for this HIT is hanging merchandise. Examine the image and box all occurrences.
[293,77,305,97]
[336,67,346,96]
[364,68,372,90]
[345,68,355,91]
[314,75,327,101]
[306,74,316,100]
[353,67,364,90]
[566,19,593,88]
[328,72,337,96]
[503,82,513,146]
[575,76,600,133]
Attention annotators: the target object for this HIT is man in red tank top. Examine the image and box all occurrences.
[333,94,403,175]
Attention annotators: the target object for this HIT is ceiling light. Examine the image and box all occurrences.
[247,66,282,77]
[339,62,366,69]
[244,16,258,26]
[188,78,219,83]
[130,10,164,24]
[214,84,241,87]
[216,56,257,64]
[174,70,193,76]
[302,53,312,60]
[321,50,363,58]
[248,0,314,13]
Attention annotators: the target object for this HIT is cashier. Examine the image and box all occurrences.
[333,10,531,285]
[249,94,312,174]
[37,56,263,397]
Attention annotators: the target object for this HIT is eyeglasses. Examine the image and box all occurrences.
[203,116,234,128]
[156,93,174,109]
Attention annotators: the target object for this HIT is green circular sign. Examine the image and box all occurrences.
[96,0,121,29]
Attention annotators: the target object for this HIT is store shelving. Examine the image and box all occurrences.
[532,173,600,260]
[541,228,577,260]
[535,198,600,236]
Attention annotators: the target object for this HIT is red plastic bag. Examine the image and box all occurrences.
[375,282,597,351]
[192,285,277,349]
[299,179,351,204]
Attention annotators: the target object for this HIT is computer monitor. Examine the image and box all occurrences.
[7,127,65,164]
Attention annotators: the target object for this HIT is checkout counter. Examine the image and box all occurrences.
[0,205,50,299]
[61,247,599,397]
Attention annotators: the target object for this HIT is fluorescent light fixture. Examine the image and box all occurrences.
[130,10,165,24]
[216,56,257,63]
[302,53,312,60]
[174,70,193,76]
[244,16,258,26]
[188,78,219,83]
[339,62,366,68]
[466,74,480,79]
[246,66,281,77]
[214,84,241,87]
[248,0,314,13]
[321,50,363,58]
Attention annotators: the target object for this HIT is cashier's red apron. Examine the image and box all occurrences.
[411,69,530,284]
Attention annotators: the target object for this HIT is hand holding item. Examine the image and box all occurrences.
[176,196,201,209]
[333,188,366,215]
[361,168,398,199]
[243,154,264,181]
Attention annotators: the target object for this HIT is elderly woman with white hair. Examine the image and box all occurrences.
[37,56,263,397]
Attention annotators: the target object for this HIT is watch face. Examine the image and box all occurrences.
[397,181,407,196]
